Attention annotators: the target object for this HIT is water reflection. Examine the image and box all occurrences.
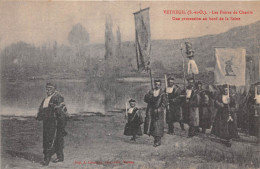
[1,78,150,116]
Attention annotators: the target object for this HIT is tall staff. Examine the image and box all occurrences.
[125,102,128,122]
[165,74,170,111]
[180,44,186,89]
[149,66,154,90]
[255,85,259,116]
[227,84,233,122]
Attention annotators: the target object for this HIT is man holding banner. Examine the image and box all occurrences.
[144,80,167,147]
[212,48,245,147]
[211,84,238,147]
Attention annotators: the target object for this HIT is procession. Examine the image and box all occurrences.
[36,54,260,166]
[123,43,259,149]
[35,40,260,166]
[36,63,260,166]
[123,72,260,148]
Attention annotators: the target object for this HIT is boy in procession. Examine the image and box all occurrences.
[124,99,143,141]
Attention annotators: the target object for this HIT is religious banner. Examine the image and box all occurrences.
[133,8,151,71]
[214,48,246,86]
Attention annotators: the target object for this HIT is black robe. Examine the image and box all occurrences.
[165,86,182,124]
[124,107,143,136]
[199,90,212,129]
[36,92,68,156]
[211,94,238,140]
[144,89,166,137]
[247,93,260,138]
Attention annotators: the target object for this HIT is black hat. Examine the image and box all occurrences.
[223,84,228,89]
[129,99,136,103]
[46,82,56,89]
[186,77,194,82]
[154,79,161,83]
[197,81,202,85]
[167,77,175,82]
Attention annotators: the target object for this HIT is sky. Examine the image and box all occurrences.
[0,1,260,50]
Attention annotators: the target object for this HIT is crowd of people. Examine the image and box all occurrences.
[124,77,260,148]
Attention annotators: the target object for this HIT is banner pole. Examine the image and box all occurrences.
[180,43,186,89]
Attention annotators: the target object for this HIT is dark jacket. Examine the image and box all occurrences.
[211,94,238,140]
[199,90,212,129]
[165,85,182,123]
[247,92,260,137]
[144,89,166,137]
[37,92,68,154]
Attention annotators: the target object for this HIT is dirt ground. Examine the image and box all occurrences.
[1,112,259,169]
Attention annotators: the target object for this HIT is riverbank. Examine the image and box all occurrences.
[1,112,259,169]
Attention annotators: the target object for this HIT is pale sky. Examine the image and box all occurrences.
[0,1,260,50]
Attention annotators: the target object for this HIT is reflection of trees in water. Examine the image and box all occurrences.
[2,77,149,114]
[92,77,148,111]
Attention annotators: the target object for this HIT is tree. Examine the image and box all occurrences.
[115,26,122,58]
[68,23,89,57]
[104,16,115,60]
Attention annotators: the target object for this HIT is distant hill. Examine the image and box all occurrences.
[1,20,259,81]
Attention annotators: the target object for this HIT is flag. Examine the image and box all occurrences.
[133,8,151,71]
[214,48,246,86]
[185,42,195,57]
[187,59,199,75]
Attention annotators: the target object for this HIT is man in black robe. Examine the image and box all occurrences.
[247,82,260,140]
[144,79,167,147]
[187,79,200,137]
[36,82,68,166]
[165,77,184,135]
[211,84,237,147]
[196,81,212,134]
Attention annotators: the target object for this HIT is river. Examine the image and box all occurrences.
[1,77,151,116]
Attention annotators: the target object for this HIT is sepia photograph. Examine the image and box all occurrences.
[0,1,260,168]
